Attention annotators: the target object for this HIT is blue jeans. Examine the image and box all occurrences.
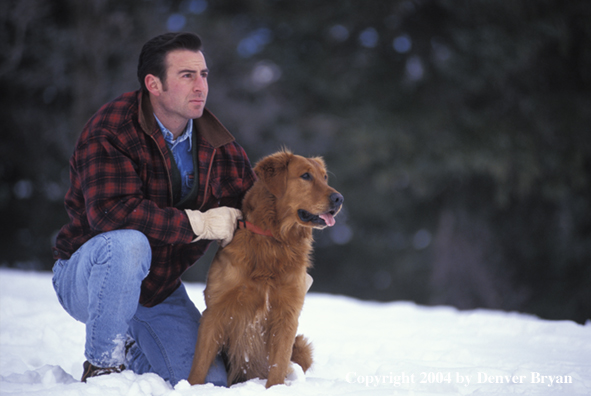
[52,229,227,386]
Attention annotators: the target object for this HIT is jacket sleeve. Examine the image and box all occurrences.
[76,129,195,246]
[217,143,257,210]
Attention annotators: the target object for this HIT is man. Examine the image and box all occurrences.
[51,32,256,386]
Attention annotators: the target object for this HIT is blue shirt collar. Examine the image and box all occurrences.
[153,114,193,151]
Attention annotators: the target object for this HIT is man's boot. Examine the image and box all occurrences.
[81,361,125,382]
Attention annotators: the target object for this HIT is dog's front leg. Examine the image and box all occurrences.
[265,309,300,388]
[188,310,223,385]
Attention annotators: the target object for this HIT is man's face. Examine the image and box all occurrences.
[151,49,209,130]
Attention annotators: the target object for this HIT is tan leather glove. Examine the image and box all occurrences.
[185,207,242,247]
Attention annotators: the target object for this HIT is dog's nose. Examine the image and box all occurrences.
[330,192,344,207]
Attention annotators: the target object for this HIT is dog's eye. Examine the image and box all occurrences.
[301,172,312,181]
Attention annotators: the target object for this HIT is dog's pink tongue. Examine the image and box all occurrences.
[320,213,336,227]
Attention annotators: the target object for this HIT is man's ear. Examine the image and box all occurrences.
[144,74,162,96]
[254,150,292,198]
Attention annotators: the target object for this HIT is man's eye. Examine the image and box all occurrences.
[301,172,312,181]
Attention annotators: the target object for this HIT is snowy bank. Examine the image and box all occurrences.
[0,268,589,395]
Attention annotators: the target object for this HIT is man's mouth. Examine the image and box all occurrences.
[298,209,337,227]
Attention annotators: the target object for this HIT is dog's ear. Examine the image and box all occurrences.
[254,150,292,198]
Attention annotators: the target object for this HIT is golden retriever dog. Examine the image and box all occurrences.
[188,149,343,388]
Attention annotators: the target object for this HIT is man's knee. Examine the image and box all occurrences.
[96,230,151,276]
[112,229,151,257]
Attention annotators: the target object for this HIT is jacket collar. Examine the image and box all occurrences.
[137,90,235,148]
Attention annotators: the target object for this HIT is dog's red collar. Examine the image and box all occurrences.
[237,219,274,237]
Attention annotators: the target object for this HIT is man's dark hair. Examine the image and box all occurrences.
[137,32,203,91]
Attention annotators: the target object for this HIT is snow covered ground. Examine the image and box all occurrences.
[0,268,589,396]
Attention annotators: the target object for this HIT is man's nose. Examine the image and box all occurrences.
[194,76,207,91]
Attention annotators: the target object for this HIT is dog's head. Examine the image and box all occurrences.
[254,150,343,229]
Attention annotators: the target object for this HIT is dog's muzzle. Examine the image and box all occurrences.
[298,192,344,227]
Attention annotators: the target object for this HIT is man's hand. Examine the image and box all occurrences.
[185,207,242,247]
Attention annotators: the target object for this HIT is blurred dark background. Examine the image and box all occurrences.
[1,0,590,323]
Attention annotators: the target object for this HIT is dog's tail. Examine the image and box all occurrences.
[291,334,313,372]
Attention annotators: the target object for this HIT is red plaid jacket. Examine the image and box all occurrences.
[52,90,256,307]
